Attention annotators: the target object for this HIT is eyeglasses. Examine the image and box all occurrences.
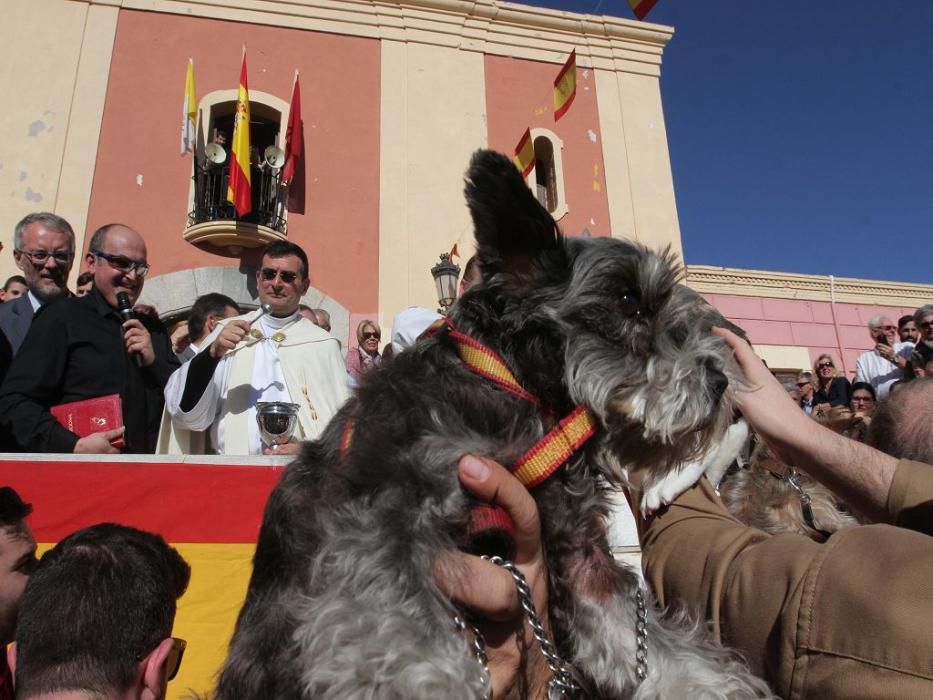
[260,268,299,284]
[16,248,73,265]
[816,362,834,369]
[362,331,380,340]
[92,250,150,278]
[166,637,186,681]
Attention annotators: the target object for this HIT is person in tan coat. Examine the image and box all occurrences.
[641,328,933,699]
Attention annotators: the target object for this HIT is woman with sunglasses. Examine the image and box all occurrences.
[347,320,382,383]
[812,353,851,416]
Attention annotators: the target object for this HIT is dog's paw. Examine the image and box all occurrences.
[704,419,749,489]
[640,459,708,514]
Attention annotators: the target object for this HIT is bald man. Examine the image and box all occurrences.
[0,224,178,453]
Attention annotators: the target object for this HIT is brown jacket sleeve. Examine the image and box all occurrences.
[886,459,933,534]
[641,468,933,699]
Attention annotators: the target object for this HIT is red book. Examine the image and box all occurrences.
[50,394,124,449]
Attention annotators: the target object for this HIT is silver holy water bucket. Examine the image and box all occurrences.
[255,401,300,448]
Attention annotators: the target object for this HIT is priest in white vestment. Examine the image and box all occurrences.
[159,242,350,455]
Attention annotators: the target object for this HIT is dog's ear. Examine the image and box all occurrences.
[464,149,569,284]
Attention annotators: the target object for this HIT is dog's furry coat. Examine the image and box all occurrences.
[215,151,771,699]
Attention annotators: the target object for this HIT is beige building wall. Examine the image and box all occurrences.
[0,0,117,284]
[378,42,487,329]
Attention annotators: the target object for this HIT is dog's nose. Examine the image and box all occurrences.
[706,361,729,403]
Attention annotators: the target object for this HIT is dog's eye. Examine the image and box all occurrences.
[619,291,640,317]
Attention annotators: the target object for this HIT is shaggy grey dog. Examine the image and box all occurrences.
[215,150,771,699]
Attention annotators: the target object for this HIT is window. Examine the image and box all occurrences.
[528,129,567,220]
[186,90,291,233]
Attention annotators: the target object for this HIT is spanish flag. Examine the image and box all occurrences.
[553,50,576,122]
[181,58,197,155]
[227,53,252,217]
[628,0,658,20]
[3,457,283,700]
[513,128,535,178]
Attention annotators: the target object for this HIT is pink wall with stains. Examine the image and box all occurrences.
[484,54,611,238]
[84,9,381,313]
[705,293,918,376]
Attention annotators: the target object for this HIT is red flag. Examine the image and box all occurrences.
[628,0,659,20]
[282,75,302,185]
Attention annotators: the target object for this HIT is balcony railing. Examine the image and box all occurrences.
[188,162,287,234]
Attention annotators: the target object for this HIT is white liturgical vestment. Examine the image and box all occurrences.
[160,308,349,455]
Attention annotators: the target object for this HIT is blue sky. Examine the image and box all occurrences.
[526,1,933,285]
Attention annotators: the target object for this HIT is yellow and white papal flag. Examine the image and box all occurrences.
[181,58,197,155]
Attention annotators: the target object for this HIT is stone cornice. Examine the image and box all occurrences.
[82,0,672,74]
[686,264,933,308]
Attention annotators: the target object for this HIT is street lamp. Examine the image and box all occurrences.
[431,252,461,312]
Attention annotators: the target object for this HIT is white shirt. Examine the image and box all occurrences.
[854,341,912,400]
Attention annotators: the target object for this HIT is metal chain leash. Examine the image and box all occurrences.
[634,588,648,682]
[456,557,650,698]
[483,555,581,699]
[454,612,492,700]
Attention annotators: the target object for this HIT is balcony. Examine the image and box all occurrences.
[184,162,288,257]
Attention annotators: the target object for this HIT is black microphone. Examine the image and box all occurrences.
[116,292,143,368]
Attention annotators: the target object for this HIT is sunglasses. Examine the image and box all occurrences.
[796,381,810,388]
[921,321,933,330]
[878,325,896,332]
[260,268,299,283]
[362,331,380,340]
[137,637,186,681]
[16,248,73,265]
[166,637,186,681]
[92,250,150,278]
[817,362,834,369]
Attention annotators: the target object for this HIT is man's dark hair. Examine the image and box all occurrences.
[3,275,27,292]
[188,293,240,344]
[262,240,309,279]
[14,523,190,698]
[849,381,877,401]
[0,487,31,527]
[76,271,94,287]
[868,378,933,463]
[898,314,914,330]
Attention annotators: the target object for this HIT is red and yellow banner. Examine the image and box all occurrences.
[2,458,282,700]
[628,0,659,20]
[513,127,535,178]
[227,54,252,217]
[553,50,576,122]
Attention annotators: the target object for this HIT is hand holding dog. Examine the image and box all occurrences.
[435,455,552,699]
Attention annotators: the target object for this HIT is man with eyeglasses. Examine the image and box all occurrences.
[161,240,348,455]
[854,314,913,400]
[9,523,190,700]
[0,224,179,453]
[0,213,75,373]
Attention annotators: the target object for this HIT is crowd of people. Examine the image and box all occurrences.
[787,308,933,438]
[0,209,932,698]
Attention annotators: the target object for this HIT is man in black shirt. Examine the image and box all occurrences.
[0,224,178,453]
